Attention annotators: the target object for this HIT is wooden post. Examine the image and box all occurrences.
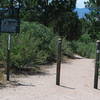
[7,33,11,81]
[94,40,100,89]
[56,38,62,85]
[96,0,100,7]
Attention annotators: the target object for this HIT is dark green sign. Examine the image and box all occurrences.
[0,0,20,33]
[0,18,20,33]
[0,8,20,33]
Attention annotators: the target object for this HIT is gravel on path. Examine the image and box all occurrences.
[0,58,100,100]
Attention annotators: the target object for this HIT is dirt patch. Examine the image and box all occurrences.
[0,59,100,100]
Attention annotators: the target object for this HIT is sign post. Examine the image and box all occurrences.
[7,33,11,81]
[94,40,100,89]
[94,1,100,89]
[56,38,62,85]
[96,0,100,6]
[0,0,21,81]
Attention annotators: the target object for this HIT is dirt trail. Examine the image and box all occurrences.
[0,58,100,100]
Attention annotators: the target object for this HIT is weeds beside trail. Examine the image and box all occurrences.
[0,22,96,72]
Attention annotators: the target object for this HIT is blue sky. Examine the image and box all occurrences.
[76,0,89,8]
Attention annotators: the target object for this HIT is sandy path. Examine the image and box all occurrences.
[0,58,100,100]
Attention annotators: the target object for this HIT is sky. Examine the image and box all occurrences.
[76,0,89,8]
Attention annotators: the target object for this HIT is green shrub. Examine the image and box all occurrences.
[75,42,96,58]
[69,34,96,58]
[62,38,73,56]
[0,22,97,71]
[0,34,7,61]
[78,34,92,43]
[0,22,57,68]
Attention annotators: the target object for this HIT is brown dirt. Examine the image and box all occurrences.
[0,58,100,100]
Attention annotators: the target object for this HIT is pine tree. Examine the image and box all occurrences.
[84,0,100,40]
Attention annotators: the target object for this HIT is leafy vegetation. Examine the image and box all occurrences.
[71,34,96,58]
[72,0,100,58]
[0,22,56,67]
[0,22,73,68]
[0,0,100,72]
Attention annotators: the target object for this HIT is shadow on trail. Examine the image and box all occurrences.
[0,84,6,89]
[8,81,35,87]
[60,85,75,90]
[0,81,35,89]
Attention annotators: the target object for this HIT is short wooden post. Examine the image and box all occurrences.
[7,33,11,81]
[94,40,100,89]
[56,38,62,85]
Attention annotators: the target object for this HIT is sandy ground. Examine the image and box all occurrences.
[0,58,100,100]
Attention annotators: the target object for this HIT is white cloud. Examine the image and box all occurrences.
[76,0,89,8]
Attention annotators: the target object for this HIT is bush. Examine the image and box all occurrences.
[62,38,73,56]
[75,41,96,58]
[0,22,96,71]
[0,22,57,68]
[71,34,96,58]
[78,34,92,43]
[0,34,7,61]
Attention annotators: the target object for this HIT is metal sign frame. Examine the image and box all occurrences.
[0,18,20,33]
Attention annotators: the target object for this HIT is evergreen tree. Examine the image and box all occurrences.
[0,0,80,40]
[84,0,100,40]
[21,0,80,40]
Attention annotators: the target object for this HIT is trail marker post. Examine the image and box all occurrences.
[0,0,21,81]
[56,38,62,85]
[94,1,100,89]
[7,34,11,81]
[94,40,100,89]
